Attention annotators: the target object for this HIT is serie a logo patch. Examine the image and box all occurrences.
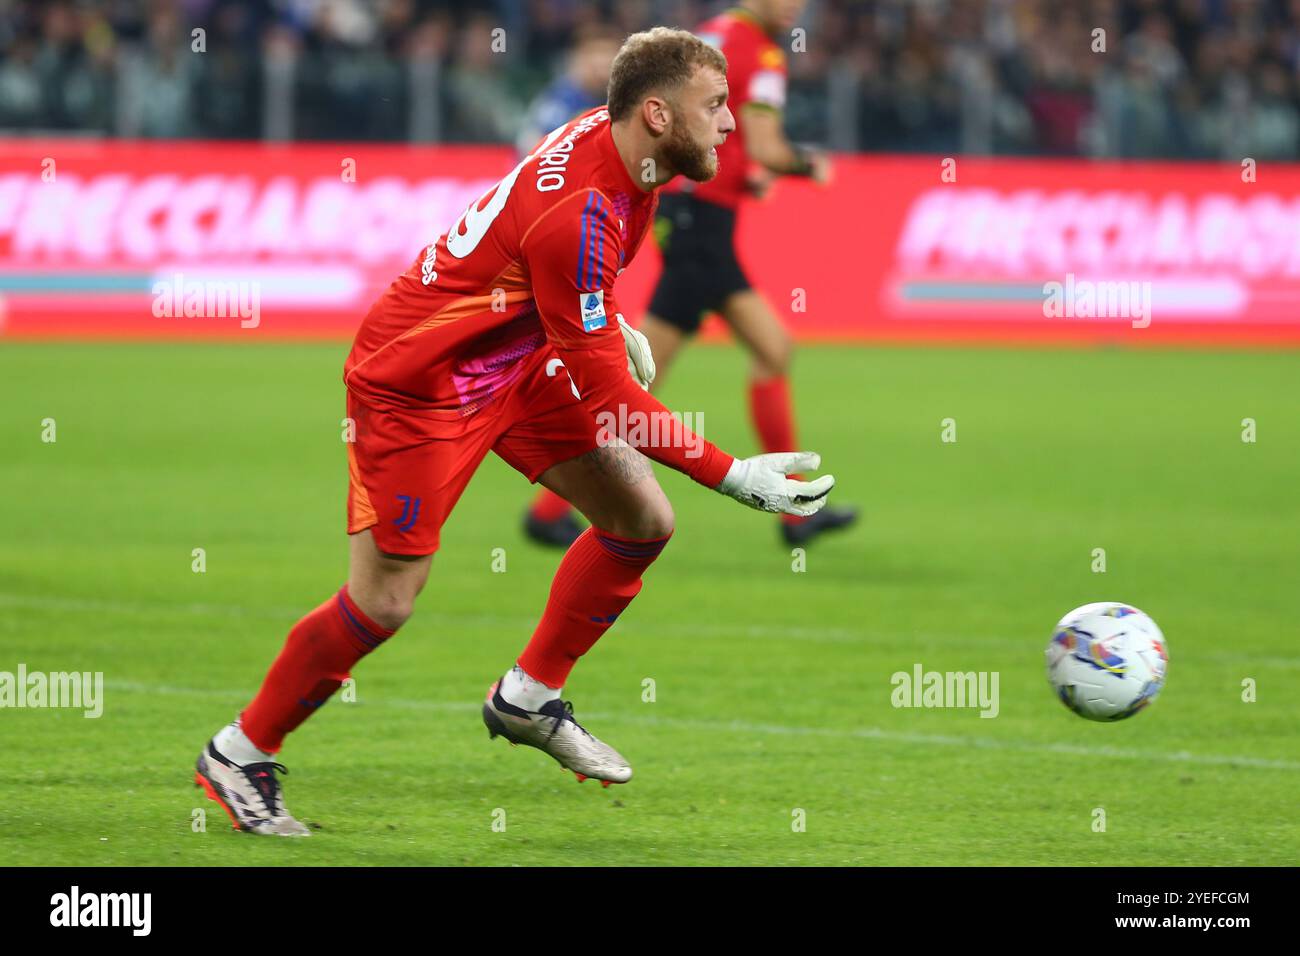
[580,290,607,332]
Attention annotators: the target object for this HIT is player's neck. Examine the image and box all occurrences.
[610,120,672,193]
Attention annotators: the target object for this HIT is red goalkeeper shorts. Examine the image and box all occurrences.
[345,347,599,556]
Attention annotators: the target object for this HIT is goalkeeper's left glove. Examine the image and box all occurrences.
[715,451,835,517]
[618,313,656,390]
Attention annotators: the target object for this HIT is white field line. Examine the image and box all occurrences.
[5,593,1300,663]
[0,592,992,645]
[103,679,1300,773]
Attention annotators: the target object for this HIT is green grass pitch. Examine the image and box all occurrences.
[1,340,1297,866]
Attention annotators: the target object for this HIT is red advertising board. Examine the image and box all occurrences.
[2,139,1299,344]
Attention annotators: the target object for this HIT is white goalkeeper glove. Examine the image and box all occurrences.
[618,313,655,390]
[715,451,835,517]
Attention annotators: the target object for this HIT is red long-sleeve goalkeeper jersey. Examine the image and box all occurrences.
[343,107,733,488]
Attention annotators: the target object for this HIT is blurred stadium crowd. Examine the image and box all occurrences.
[3,0,1300,158]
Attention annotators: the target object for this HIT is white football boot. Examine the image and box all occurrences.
[194,738,311,836]
[482,678,632,787]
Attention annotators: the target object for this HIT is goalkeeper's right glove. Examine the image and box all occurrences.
[714,451,834,517]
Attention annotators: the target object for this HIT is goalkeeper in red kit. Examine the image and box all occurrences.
[192,27,838,836]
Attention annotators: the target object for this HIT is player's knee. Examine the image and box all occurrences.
[351,587,416,632]
[609,496,674,541]
[771,335,795,375]
[753,337,793,378]
[626,496,676,541]
[371,600,414,633]
[638,497,675,540]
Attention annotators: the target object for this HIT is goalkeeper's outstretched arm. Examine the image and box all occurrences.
[524,189,836,516]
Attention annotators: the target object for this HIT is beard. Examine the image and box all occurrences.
[662,120,718,183]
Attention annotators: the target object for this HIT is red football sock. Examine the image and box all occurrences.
[517,526,671,688]
[240,585,395,753]
[749,375,805,525]
[530,487,574,522]
[749,374,798,454]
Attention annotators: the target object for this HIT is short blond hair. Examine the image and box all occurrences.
[607,27,728,122]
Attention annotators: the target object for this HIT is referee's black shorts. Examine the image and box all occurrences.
[648,192,753,335]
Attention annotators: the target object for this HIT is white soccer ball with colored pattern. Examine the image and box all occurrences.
[1045,602,1169,721]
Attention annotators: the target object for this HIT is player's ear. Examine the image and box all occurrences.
[641,95,671,136]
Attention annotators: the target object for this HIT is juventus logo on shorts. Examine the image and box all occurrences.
[394,495,422,533]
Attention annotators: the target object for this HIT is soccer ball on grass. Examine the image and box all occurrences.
[1045,602,1168,721]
